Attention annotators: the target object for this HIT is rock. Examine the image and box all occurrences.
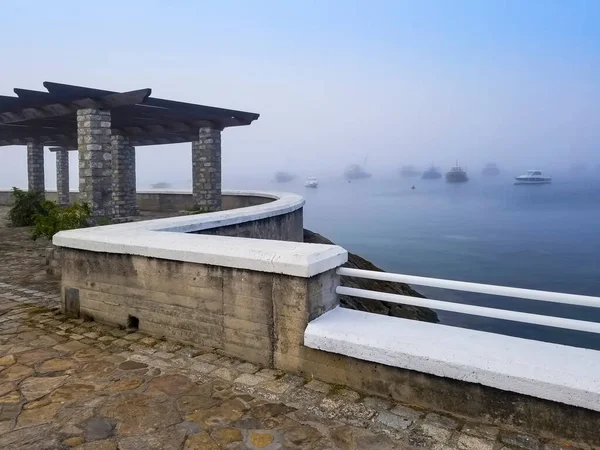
[106,377,144,392]
[0,391,21,404]
[48,383,97,403]
[53,340,91,352]
[186,398,248,429]
[331,426,396,450]
[16,401,62,427]
[282,426,322,449]
[362,396,392,411]
[423,413,459,430]
[37,358,76,373]
[211,428,243,446]
[118,360,148,371]
[100,393,181,435]
[0,382,16,397]
[457,434,496,450]
[177,420,202,435]
[462,423,499,440]
[0,354,16,366]
[500,432,540,450]
[64,436,85,447]
[376,410,413,431]
[184,431,219,450]
[304,229,438,322]
[177,394,220,415]
[73,440,118,450]
[0,364,34,382]
[389,404,422,421]
[234,373,264,386]
[84,417,115,441]
[0,424,61,450]
[252,402,295,419]
[17,348,60,365]
[19,375,68,400]
[249,431,274,448]
[118,428,187,450]
[146,374,193,396]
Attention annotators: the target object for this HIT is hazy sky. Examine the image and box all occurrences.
[0,0,598,188]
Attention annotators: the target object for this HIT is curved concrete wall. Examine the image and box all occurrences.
[0,189,273,212]
[0,189,301,241]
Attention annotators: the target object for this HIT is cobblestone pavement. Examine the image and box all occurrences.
[0,210,593,449]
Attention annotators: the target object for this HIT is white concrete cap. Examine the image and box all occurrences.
[53,190,347,278]
[305,307,600,412]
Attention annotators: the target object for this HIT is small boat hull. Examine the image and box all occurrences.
[514,179,551,185]
[446,173,469,183]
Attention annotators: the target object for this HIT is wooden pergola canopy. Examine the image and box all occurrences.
[0,82,260,148]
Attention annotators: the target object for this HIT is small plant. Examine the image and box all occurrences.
[31,202,91,240]
[184,204,211,214]
[7,187,46,227]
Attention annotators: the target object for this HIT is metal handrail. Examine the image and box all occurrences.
[337,267,600,308]
[336,267,600,334]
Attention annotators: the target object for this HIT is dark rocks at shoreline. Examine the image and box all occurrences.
[303,229,439,323]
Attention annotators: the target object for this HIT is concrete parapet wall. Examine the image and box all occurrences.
[60,248,338,368]
[136,190,273,212]
[0,190,273,212]
[197,207,303,242]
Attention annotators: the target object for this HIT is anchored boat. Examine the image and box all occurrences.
[305,177,318,188]
[445,162,468,183]
[514,170,551,185]
[422,165,442,180]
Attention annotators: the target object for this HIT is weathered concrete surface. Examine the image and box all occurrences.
[59,245,329,366]
[198,207,303,242]
[0,190,273,211]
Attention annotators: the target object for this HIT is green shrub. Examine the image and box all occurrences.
[7,188,47,227]
[184,204,210,214]
[32,202,91,241]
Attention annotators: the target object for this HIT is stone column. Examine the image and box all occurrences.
[111,133,138,218]
[77,108,112,219]
[55,148,69,205]
[192,127,221,211]
[27,141,45,194]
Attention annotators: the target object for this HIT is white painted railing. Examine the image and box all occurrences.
[336,267,600,334]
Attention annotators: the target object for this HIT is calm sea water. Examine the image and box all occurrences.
[228,172,600,349]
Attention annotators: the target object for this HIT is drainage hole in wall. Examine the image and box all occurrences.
[127,315,139,330]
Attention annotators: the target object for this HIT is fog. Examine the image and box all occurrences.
[1,1,598,190]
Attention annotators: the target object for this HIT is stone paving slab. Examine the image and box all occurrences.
[0,284,593,450]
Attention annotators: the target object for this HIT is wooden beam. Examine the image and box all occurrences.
[0,89,151,124]
[44,82,259,123]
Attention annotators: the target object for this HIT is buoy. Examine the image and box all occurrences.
[410,185,416,190]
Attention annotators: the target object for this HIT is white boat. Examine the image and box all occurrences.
[305,177,318,188]
[515,170,551,185]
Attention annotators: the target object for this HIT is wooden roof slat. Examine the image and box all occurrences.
[44,82,259,123]
[0,82,258,146]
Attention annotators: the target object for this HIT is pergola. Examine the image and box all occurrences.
[0,82,259,218]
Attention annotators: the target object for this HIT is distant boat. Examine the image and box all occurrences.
[515,170,551,185]
[482,163,500,176]
[422,165,442,180]
[343,164,371,180]
[274,172,295,183]
[446,162,469,183]
[410,185,416,190]
[305,177,318,188]
[399,165,421,178]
